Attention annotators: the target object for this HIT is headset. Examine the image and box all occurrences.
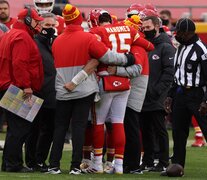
[24,6,32,26]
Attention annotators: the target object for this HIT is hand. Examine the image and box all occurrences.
[164,97,173,113]
[124,52,135,67]
[199,101,207,116]
[107,66,117,75]
[64,82,77,91]
[23,88,33,100]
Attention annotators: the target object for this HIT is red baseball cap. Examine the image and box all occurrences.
[17,8,44,21]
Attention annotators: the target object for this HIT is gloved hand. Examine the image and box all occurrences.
[124,52,135,67]
[164,97,173,113]
[199,101,207,116]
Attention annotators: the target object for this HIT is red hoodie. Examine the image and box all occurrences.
[0,21,43,92]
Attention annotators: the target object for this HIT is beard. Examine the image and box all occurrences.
[0,13,9,22]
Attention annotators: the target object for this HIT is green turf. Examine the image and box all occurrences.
[0,129,206,179]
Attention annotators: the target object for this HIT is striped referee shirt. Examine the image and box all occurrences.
[174,37,207,87]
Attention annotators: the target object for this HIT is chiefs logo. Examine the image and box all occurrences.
[113,81,122,87]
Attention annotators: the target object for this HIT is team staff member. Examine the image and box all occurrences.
[46,4,135,175]
[0,7,43,172]
[165,18,207,168]
[140,16,175,172]
[25,13,57,171]
[0,0,17,29]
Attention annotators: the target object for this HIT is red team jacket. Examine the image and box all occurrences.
[0,22,43,92]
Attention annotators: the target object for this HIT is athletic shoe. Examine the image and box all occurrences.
[69,168,82,175]
[191,139,205,147]
[80,159,91,170]
[104,161,114,174]
[45,167,61,174]
[4,166,34,173]
[114,163,123,174]
[129,169,143,174]
[140,163,154,172]
[35,163,48,172]
[149,163,167,172]
[83,162,103,174]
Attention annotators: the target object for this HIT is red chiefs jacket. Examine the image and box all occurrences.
[0,22,43,92]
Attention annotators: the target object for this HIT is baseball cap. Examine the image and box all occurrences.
[175,18,195,32]
[17,8,44,21]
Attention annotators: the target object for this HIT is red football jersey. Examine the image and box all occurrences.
[90,23,139,75]
[90,23,139,53]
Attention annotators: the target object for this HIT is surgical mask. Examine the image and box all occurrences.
[40,27,55,39]
[161,19,169,26]
[144,29,157,40]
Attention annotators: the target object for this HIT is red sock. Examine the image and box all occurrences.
[192,116,204,139]
[93,124,104,156]
[112,123,125,159]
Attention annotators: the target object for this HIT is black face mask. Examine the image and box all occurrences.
[40,27,55,39]
[161,19,169,26]
[175,35,186,44]
[144,29,157,40]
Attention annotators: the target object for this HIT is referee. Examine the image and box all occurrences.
[165,18,207,168]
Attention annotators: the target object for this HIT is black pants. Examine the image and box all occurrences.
[2,111,32,171]
[172,87,207,167]
[123,107,141,171]
[25,108,55,167]
[140,110,169,167]
[49,93,95,169]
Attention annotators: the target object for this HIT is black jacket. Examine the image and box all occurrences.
[142,32,175,111]
[34,35,56,109]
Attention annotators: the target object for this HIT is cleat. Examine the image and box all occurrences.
[80,159,91,170]
[104,161,114,174]
[191,139,205,147]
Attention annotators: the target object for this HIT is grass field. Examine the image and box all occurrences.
[0,129,206,180]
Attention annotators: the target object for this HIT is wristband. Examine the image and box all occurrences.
[71,70,88,85]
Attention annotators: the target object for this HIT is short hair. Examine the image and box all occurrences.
[143,16,160,26]
[0,0,9,7]
[41,12,56,20]
[160,10,172,18]
[99,13,112,24]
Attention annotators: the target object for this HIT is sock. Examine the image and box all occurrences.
[93,124,104,163]
[192,116,204,140]
[112,123,125,160]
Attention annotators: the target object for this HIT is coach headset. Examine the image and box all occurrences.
[24,6,32,26]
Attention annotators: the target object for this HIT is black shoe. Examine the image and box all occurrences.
[69,167,82,175]
[123,166,143,174]
[129,169,143,174]
[140,163,154,172]
[19,167,34,173]
[5,166,34,173]
[149,163,167,172]
[35,163,48,172]
[45,167,61,174]
[0,145,3,151]
[160,170,168,176]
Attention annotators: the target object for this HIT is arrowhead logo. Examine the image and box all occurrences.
[113,81,122,87]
